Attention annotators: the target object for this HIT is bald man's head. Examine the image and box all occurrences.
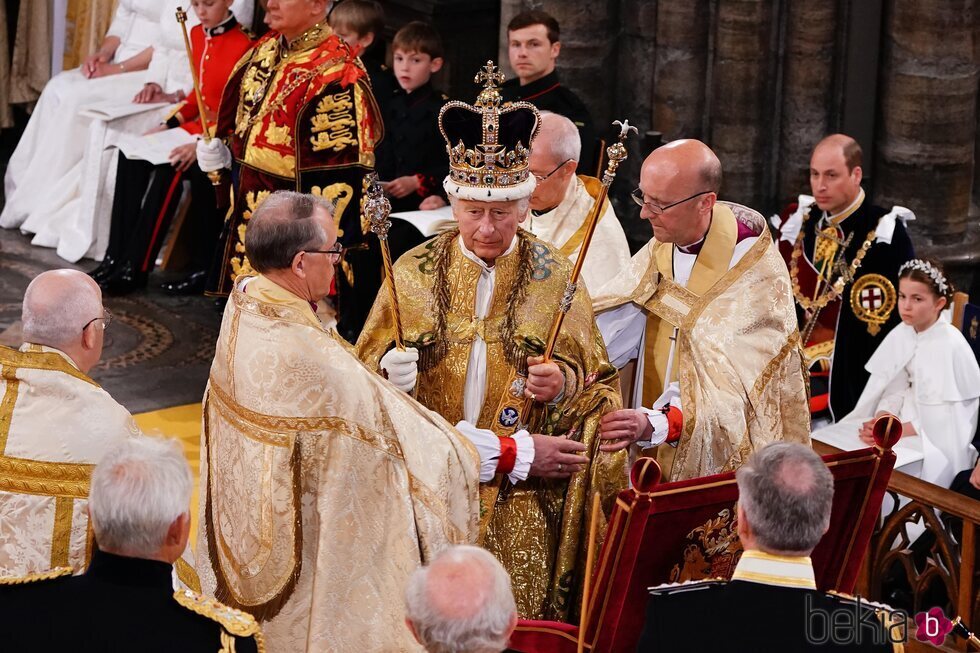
[22,270,105,371]
[405,545,517,652]
[637,139,721,245]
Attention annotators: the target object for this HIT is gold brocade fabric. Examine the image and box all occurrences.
[356,231,628,621]
[594,203,811,482]
[62,0,117,71]
[198,276,480,652]
[8,0,52,106]
[0,344,138,577]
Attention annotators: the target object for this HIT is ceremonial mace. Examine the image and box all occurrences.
[518,119,637,426]
[364,173,405,350]
[175,6,222,186]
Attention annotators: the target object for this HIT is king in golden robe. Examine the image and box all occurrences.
[356,62,627,621]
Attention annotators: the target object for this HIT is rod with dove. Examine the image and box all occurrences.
[519,119,637,425]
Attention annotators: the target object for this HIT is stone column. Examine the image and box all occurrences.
[776,0,839,206]
[874,0,979,252]
[651,0,711,141]
[709,0,777,210]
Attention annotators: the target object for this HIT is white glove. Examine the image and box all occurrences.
[196,138,232,173]
[380,347,418,393]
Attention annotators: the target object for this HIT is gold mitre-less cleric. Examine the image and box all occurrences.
[439,60,540,202]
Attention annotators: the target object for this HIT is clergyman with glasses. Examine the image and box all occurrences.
[197,190,482,652]
[356,66,626,621]
[0,269,139,578]
[524,111,631,291]
[593,139,810,481]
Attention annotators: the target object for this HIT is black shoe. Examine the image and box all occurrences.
[102,262,147,295]
[160,270,208,295]
[88,256,118,283]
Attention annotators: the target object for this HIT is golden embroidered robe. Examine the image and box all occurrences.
[356,230,628,621]
[197,275,480,652]
[0,344,139,577]
[594,203,811,481]
[208,24,381,317]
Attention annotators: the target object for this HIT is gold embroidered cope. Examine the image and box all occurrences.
[356,230,628,621]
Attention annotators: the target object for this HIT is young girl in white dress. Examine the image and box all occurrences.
[813,259,980,487]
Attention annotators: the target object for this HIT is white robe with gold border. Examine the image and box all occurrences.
[197,275,480,652]
[0,343,138,577]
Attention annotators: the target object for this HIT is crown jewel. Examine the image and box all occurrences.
[439,60,540,201]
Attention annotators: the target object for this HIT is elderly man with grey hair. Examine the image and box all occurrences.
[0,269,138,578]
[637,443,899,652]
[0,437,264,652]
[197,190,482,652]
[525,111,630,291]
[405,545,517,653]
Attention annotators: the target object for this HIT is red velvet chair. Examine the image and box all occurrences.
[509,418,901,653]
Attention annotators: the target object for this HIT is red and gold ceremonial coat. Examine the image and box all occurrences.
[209,23,382,295]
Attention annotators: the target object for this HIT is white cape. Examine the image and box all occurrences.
[813,318,980,487]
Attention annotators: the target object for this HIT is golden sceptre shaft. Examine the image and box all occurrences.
[519,119,637,425]
[364,173,405,350]
[175,6,222,186]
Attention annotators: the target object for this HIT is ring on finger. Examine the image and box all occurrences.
[530,392,537,402]
[557,463,563,472]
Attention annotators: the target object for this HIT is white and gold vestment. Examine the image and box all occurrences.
[0,343,138,577]
[197,275,480,652]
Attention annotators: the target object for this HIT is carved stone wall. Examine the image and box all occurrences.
[488,0,980,286]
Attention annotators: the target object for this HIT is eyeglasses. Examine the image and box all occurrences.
[532,158,573,182]
[631,188,714,215]
[83,308,112,332]
[303,243,364,264]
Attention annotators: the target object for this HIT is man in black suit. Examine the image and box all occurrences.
[0,437,265,652]
[500,10,596,174]
[637,442,904,652]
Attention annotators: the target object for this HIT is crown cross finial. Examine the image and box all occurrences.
[475,60,505,89]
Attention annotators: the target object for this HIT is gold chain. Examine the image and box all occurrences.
[790,209,876,311]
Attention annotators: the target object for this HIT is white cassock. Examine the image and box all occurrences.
[0,343,139,577]
[813,316,980,487]
[1,0,253,263]
[526,175,631,292]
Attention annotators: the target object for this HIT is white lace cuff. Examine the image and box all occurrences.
[454,421,535,483]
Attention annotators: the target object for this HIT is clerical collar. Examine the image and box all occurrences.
[283,22,331,52]
[457,235,518,272]
[508,69,561,101]
[821,188,865,227]
[676,235,706,255]
[531,205,558,217]
[731,550,816,590]
[204,13,238,37]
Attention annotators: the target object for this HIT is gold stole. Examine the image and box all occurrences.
[558,175,610,259]
[641,205,738,476]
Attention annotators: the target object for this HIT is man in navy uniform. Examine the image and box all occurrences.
[500,10,596,174]
[637,442,903,652]
[0,437,265,652]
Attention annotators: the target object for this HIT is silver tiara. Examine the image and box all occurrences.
[899,259,948,294]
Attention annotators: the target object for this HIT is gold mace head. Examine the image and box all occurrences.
[176,6,188,23]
